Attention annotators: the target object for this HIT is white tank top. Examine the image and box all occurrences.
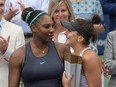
[79,47,104,87]
[79,47,91,87]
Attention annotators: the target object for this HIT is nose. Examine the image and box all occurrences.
[64,30,68,35]
[0,7,4,13]
[58,11,63,17]
[0,8,2,11]
[49,26,54,33]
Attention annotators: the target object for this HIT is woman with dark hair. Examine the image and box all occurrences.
[61,18,102,87]
[8,7,70,87]
[70,0,105,55]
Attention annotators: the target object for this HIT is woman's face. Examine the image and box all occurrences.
[65,30,79,47]
[52,2,70,25]
[33,15,55,42]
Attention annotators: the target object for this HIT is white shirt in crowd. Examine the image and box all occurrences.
[4,0,50,34]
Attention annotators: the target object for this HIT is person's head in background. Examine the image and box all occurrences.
[0,0,5,20]
[61,18,97,49]
[48,0,75,42]
[22,7,54,43]
[48,0,75,27]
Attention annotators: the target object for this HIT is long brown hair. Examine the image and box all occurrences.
[77,18,98,44]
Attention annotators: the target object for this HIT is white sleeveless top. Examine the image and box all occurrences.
[79,47,104,87]
[79,47,91,87]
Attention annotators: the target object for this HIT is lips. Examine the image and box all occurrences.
[48,34,54,39]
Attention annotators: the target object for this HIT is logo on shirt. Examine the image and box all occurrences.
[40,61,46,64]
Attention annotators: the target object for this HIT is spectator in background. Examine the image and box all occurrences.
[103,30,116,87]
[0,0,25,87]
[70,0,104,21]
[8,7,70,87]
[48,0,75,44]
[100,0,116,31]
[4,0,50,40]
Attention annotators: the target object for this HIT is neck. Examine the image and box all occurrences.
[73,44,88,55]
[31,37,48,50]
[30,38,49,55]
[55,24,66,33]
[53,25,66,42]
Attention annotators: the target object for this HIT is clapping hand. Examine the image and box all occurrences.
[0,36,10,54]
[101,60,109,78]
[16,0,26,11]
[9,2,19,17]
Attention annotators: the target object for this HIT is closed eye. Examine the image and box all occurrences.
[42,23,55,29]
[42,24,51,29]
[0,4,4,7]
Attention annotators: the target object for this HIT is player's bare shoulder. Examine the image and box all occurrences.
[9,46,25,65]
[82,49,99,62]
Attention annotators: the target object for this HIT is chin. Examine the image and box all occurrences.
[55,21,61,25]
[47,38,53,42]
[57,22,61,25]
[64,42,70,46]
